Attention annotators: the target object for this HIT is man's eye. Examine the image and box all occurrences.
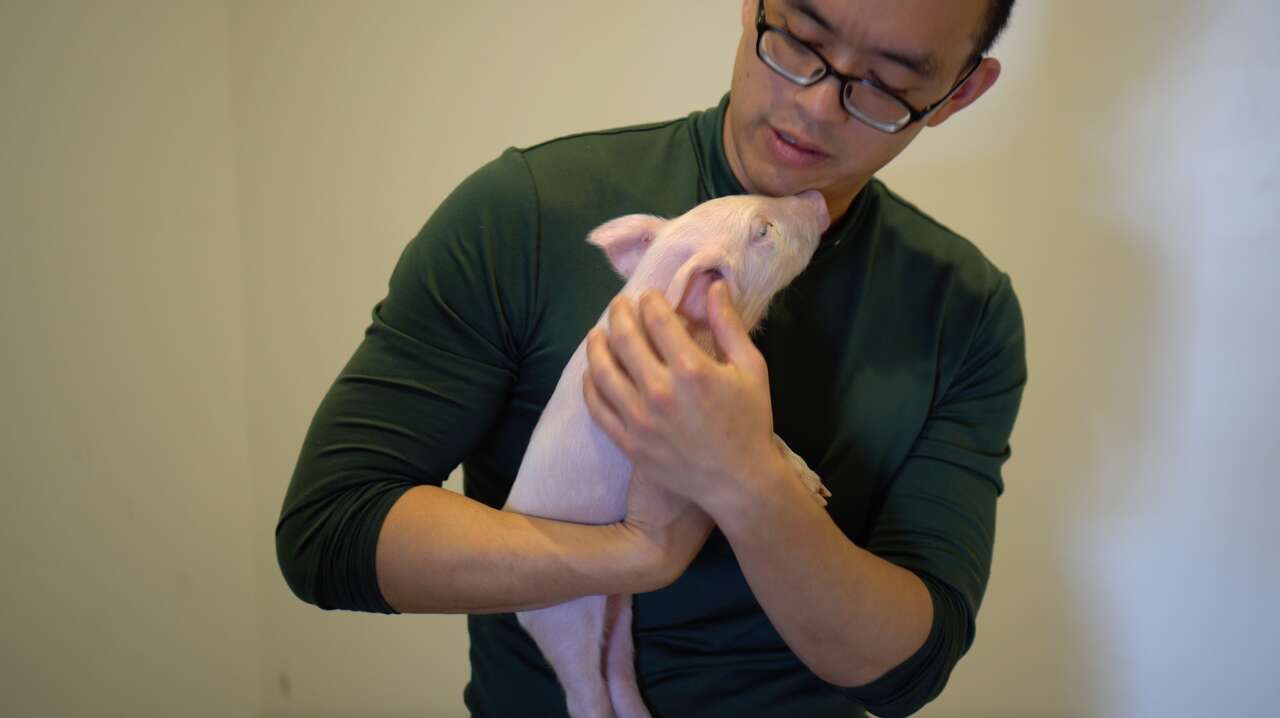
[782,19,820,46]
[870,72,910,96]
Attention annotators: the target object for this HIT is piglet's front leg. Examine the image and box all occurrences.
[772,434,832,507]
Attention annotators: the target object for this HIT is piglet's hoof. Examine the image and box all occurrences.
[772,434,831,507]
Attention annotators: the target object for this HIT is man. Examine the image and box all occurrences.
[277,1,1025,716]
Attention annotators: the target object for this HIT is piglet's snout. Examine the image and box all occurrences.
[795,189,831,233]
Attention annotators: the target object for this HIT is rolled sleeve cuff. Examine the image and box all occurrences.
[835,572,970,717]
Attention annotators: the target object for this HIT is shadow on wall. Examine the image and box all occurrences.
[885,1,1205,714]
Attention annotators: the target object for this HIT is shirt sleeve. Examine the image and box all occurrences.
[839,270,1028,717]
[274,148,540,613]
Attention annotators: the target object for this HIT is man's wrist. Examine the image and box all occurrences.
[703,444,794,531]
[597,521,671,593]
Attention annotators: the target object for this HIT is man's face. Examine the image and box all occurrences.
[724,0,996,219]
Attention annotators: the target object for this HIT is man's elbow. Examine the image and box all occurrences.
[820,662,901,692]
[832,580,974,717]
[275,513,327,609]
[831,650,955,718]
[273,488,404,614]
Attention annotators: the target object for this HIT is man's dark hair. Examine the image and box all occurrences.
[976,0,1016,57]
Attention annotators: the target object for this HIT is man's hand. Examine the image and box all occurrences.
[582,280,932,688]
[582,280,778,510]
[617,468,714,590]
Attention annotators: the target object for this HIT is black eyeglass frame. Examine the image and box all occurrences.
[754,0,982,134]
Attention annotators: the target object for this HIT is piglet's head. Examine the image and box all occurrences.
[587,191,829,332]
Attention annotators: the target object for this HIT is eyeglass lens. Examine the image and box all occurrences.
[760,29,911,128]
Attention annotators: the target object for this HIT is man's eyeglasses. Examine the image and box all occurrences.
[755,0,981,134]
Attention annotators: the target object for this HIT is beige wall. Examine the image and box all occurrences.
[3,1,1277,716]
[1,1,256,716]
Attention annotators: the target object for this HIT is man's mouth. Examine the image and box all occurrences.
[768,126,829,167]
[772,127,826,156]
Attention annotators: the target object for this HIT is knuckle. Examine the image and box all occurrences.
[647,380,676,412]
[610,326,638,354]
[651,391,674,414]
[681,366,713,396]
[609,296,634,323]
[615,433,635,456]
[589,361,612,386]
[631,414,654,437]
[688,363,712,387]
[672,356,701,380]
[586,333,607,363]
[646,302,672,327]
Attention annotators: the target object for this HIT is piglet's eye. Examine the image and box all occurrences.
[755,220,773,239]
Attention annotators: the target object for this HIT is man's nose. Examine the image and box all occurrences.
[794,75,848,125]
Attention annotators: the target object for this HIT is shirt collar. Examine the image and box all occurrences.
[690,93,747,201]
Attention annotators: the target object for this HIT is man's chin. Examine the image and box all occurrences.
[743,160,823,198]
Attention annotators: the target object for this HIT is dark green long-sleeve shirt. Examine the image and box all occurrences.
[277,94,1027,717]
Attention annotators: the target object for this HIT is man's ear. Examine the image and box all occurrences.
[586,214,667,278]
[926,57,1002,127]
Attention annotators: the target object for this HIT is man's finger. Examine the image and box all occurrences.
[707,280,759,369]
[639,291,705,369]
[607,296,669,397]
[582,354,630,452]
[585,328,644,427]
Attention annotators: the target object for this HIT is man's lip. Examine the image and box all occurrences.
[770,126,828,156]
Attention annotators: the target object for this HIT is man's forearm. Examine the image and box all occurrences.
[706,454,934,688]
[375,485,658,614]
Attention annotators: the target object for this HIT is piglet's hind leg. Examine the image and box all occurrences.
[604,593,651,718]
[517,596,615,718]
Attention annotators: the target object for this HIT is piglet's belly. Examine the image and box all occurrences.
[504,426,631,523]
[504,370,632,524]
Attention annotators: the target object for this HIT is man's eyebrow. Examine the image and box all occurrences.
[785,0,938,79]
[788,0,837,35]
[870,47,938,78]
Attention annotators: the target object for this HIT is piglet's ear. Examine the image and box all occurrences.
[586,214,666,279]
